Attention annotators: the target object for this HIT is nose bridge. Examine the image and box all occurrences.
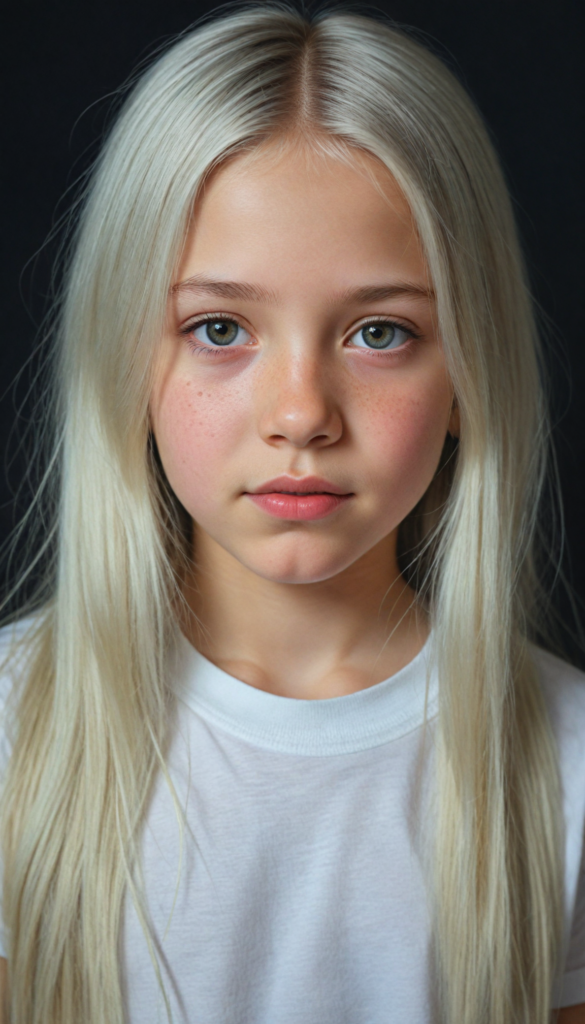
[259,336,341,448]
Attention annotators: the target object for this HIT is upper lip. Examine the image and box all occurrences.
[248,475,352,496]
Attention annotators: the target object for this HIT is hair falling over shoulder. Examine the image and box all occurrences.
[0,5,565,1022]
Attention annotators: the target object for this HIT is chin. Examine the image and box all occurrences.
[241,539,358,586]
[257,565,343,586]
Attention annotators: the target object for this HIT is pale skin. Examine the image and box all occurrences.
[1,143,582,1021]
[152,140,455,697]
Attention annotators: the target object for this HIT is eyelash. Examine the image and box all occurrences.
[349,316,422,356]
[179,313,422,358]
[179,313,248,358]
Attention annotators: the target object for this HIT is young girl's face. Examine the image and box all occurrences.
[151,141,457,586]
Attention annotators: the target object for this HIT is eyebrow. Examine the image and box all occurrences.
[171,275,433,304]
[171,275,276,302]
[340,283,433,303]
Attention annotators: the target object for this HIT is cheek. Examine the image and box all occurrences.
[152,376,246,516]
[361,380,451,508]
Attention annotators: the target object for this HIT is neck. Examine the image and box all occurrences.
[181,528,428,700]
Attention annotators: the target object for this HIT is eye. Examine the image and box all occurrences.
[348,321,413,351]
[190,318,252,347]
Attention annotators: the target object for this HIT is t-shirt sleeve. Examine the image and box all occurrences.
[0,712,8,958]
[552,823,585,1007]
[0,662,13,958]
[0,617,37,961]
[538,648,585,1009]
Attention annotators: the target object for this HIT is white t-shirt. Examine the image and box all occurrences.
[0,622,584,1022]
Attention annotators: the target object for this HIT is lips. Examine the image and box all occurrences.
[245,476,353,521]
[248,475,352,497]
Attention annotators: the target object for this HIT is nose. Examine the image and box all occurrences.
[258,350,343,449]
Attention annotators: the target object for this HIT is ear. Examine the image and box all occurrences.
[448,398,460,439]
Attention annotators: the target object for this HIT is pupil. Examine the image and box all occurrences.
[362,324,395,349]
[206,320,238,345]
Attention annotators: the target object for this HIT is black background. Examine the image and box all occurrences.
[1,1,583,655]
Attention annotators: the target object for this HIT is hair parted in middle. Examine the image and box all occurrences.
[1,6,563,1024]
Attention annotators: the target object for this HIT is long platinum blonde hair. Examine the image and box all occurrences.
[0,5,565,1022]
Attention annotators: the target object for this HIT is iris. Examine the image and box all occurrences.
[206,320,239,345]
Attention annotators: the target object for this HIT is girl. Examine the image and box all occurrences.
[0,5,583,1023]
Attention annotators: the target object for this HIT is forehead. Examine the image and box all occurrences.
[176,140,428,295]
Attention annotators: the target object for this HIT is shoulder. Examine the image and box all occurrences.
[0,615,40,689]
[532,646,585,745]
[0,614,43,760]
[532,646,585,790]
[532,646,585,860]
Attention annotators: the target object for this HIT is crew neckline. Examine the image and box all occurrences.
[173,632,438,756]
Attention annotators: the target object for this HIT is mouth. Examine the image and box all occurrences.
[245,476,353,521]
[255,489,345,497]
[248,475,352,496]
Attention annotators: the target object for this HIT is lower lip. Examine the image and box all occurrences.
[247,492,352,521]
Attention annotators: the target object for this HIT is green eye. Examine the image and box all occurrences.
[361,323,399,349]
[347,321,412,351]
[188,318,252,349]
[205,320,239,345]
